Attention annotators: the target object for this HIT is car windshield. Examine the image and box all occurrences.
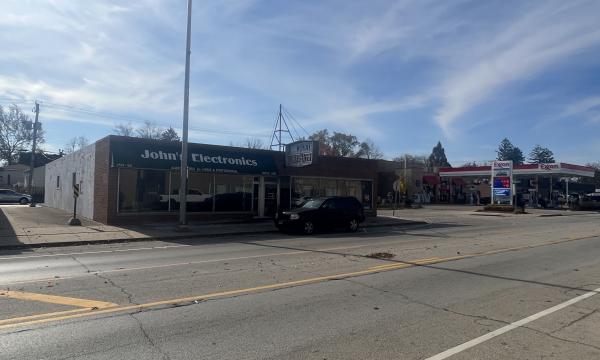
[301,199,325,209]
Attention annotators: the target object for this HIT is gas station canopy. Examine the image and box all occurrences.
[439,163,595,178]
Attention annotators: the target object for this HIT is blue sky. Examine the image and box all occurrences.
[1,0,600,165]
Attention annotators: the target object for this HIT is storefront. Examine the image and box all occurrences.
[45,136,377,224]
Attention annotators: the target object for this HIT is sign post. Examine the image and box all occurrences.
[491,160,513,205]
[68,184,81,226]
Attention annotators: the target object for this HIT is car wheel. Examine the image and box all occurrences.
[19,198,29,205]
[303,221,315,235]
[348,218,359,232]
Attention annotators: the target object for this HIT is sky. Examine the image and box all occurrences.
[1,0,600,166]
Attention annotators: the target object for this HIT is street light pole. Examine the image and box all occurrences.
[28,101,40,207]
[179,0,192,229]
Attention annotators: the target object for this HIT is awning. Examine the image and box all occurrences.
[422,175,439,185]
[452,178,465,186]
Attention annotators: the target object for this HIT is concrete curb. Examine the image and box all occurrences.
[0,221,427,251]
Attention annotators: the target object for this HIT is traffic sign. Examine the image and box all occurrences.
[73,184,80,198]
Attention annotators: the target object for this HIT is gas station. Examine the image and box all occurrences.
[438,162,596,207]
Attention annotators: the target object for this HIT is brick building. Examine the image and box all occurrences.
[44,136,379,224]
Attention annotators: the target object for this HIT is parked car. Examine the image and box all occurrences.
[159,188,212,205]
[275,196,365,234]
[0,189,32,205]
[570,192,600,210]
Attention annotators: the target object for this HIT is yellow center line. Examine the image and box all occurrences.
[1,234,599,331]
[368,257,443,270]
[0,290,118,309]
[0,308,92,326]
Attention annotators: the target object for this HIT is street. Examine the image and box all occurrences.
[1,212,600,359]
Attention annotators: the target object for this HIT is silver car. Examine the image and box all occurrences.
[0,189,32,204]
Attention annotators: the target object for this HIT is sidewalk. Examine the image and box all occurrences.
[0,205,425,250]
[379,204,599,218]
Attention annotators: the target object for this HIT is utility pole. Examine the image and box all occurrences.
[403,154,408,207]
[28,101,40,207]
[178,0,193,229]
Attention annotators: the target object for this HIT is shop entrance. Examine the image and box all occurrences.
[253,176,279,218]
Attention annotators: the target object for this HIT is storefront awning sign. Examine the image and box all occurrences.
[111,141,278,175]
[286,140,319,168]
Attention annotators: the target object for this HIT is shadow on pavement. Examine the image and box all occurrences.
[0,207,31,255]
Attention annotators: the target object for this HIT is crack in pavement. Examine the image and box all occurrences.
[343,278,600,353]
[130,312,171,360]
[94,272,137,305]
[550,309,600,335]
[68,255,138,305]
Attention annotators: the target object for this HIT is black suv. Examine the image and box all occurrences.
[275,196,365,234]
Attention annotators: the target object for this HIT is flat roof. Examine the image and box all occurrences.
[439,163,595,178]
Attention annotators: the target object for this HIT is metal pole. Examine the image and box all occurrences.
[28,102,39,207]
[404,154,408,206]
[179,0,192,228]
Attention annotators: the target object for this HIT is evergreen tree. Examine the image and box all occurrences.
[496,138,525,165]
[428,141,450,168]
[160,127,180,142]
[528,144,555,163]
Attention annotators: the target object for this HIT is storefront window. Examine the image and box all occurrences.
[171,171,214,212]
[118,169,256,213]
[291,177,373,210]
[214,174,253,212]
[118,169,169,212]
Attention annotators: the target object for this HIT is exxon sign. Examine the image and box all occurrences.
[492,161,512,169]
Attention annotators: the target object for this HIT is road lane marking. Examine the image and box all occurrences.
[425,286,600,360]
[1,234,598,288]
[0,254,469,330]
[0,308,92,325]
[0,290,118,309]
[0,244,192,260]
[369,257,442,270]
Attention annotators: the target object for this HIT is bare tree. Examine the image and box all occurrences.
[113,123,134,137]
[136,120,162,139]
[244,138,265,149]
[0,104,44,165]
[355,139,383,159]
[64,136,89,153]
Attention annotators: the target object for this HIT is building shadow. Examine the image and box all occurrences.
[0,207,32,255]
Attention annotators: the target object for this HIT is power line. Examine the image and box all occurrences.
[282,106,310,138]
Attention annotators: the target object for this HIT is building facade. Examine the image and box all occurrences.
[45,136,378,224]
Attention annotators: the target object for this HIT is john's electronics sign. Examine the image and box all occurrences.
[111,141,278,175]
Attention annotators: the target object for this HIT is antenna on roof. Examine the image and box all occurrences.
[269,104,295,152]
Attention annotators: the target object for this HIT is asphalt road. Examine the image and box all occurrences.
[1,213,600,359]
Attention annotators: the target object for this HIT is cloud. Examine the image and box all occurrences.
[434,1,600,136]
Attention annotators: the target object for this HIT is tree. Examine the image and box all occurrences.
[160,127,180,142]
[355,139,383,159]
[0,104,45,165]
[330,132,359,157]
[243,138,265,149]
[136,120,162,139]
[496,138,525,165]
[528,144,555,164]
[582,162,600,189]
[428,141,451,168]
[393,154,428,167]
[64,136,89,153]
[309,129,334,155]
[113,123,134,137]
